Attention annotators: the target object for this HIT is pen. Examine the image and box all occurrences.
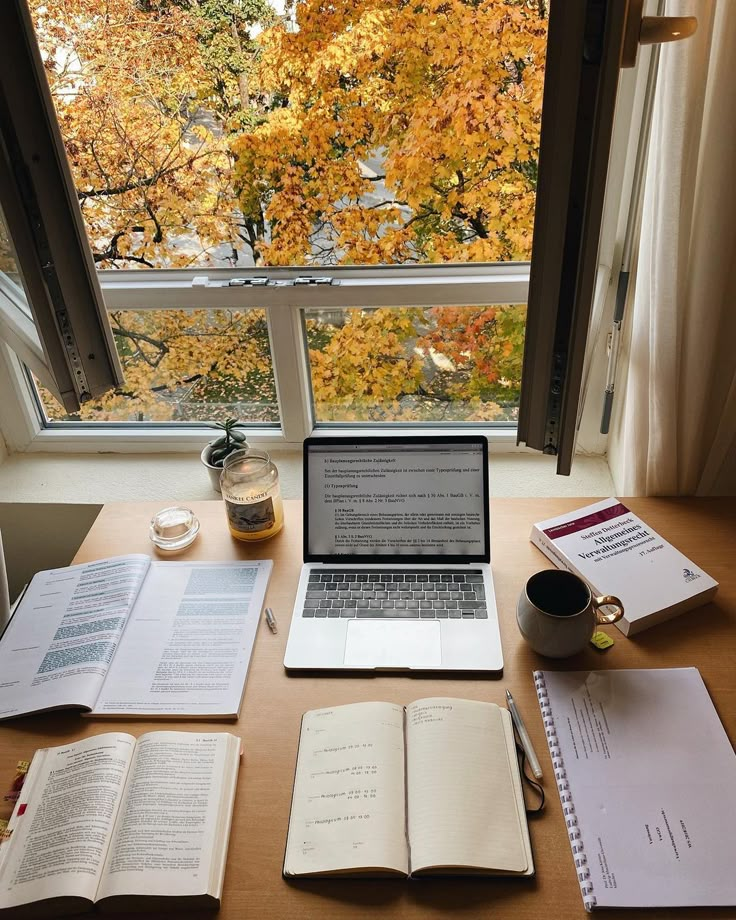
[264,607,278,634]
[505,689,543,780]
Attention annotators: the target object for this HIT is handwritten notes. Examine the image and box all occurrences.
[284,698,533,879]
[284,702,408,876]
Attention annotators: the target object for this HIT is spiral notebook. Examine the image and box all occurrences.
[534,667,736,911]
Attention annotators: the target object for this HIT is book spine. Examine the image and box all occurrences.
[533,670,596,912]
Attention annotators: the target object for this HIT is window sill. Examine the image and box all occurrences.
[0,451,614,504]
[23,424,523,454]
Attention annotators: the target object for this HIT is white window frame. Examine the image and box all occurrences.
[0,263,530,454]
[0,16,648,462]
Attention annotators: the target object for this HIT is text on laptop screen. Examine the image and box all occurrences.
[307,442,486,557]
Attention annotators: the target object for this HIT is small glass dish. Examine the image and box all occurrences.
[149,506,200,552]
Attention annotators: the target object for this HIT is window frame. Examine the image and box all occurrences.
[0,0,647,463]
[0,263,530,453]
[0,0,124,412]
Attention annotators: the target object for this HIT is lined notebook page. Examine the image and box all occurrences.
[406,698,528,874]
[284,702,408,876]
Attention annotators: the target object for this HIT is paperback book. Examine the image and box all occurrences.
[530,498,718,636]
[0,732,240,917]
[0,555,272,719]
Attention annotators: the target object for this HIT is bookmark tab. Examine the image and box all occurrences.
[3,760,30,802]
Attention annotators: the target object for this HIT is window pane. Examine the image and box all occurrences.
[30,0,547,269]
[35,309,279,424]
[304,305,526,423]
[0,205,23,291]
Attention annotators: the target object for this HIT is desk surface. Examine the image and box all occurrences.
[2,497,735,919]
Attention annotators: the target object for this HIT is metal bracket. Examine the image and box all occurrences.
[191,275,339,288]
[228,277,268,287]
[294,276,336,285]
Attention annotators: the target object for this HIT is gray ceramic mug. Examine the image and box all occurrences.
[516,569,624,658]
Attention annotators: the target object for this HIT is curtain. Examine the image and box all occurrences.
[609,0,736,495]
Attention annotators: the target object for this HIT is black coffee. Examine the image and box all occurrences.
[526,570,590,617]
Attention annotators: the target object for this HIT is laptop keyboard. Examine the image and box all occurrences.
[302,569,488,619]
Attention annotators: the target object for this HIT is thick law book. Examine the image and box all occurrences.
[0,555,272,720]
[534,668,736,910]
[284,698,534,878]
[530,498,718,635]
[0,731,241,917]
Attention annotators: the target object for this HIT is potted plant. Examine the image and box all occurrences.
[201,418,249,492]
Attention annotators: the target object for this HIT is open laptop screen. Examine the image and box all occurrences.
[304,437,490,563]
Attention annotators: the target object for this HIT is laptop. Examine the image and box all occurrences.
[283,435,503,674]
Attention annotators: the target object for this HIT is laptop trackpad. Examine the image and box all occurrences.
[344,620,442,669]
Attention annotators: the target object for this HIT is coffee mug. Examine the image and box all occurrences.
[516,569,624,658]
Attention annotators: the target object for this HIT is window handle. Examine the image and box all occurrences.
[622,1,697,68]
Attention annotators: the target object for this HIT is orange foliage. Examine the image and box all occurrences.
[30,0,544,423]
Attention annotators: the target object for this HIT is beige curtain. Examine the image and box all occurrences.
[609,0,736,495]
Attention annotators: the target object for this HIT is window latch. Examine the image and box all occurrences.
[294,276,337,285]
[228,277,268,287]
[191,275,338,288]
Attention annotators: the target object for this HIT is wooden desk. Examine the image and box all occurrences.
[2,498,735,919]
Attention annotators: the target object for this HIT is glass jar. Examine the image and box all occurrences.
[220,448,284,541]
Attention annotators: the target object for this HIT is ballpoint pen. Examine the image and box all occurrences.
[505,689,543,780]
[264,607,278,634]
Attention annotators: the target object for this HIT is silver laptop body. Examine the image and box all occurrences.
[284,436,503,674]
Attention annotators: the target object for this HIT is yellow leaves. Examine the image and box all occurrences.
[58,308,275,422]
[33,0,543,421]
[30,0,240,271]
[235,0,547,266]
[309,308,424,417]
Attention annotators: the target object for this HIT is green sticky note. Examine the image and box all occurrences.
[590,631,614,650]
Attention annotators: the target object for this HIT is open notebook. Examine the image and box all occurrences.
[284,698,533,878]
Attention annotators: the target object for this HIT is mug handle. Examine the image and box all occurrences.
[593,594,624,625]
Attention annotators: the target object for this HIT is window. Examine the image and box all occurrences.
[0,0,650,462]
[0,1,122,413]
[518,0,630,473]
[0,0,545,450]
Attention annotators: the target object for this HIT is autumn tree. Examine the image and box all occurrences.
[233,0,546,266]
[180,0,276,126]
[30,0,276,421]
[28,0,545,424]
[235,0,546,420]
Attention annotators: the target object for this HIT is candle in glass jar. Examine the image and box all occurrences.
[220,449,284,541]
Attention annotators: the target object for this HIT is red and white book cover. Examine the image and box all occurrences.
[530,498,719,636]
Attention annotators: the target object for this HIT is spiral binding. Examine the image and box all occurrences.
[533,670,597,911]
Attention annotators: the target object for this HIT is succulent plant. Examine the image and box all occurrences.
[205,418,249,468]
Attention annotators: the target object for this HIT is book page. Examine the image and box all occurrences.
[536,668,736,908]
[284,702,409,876]
[96,732,239,902]
[0,555,149,719]
[406,698,529,874]
[92,560,272,717]
[0,733,135,911]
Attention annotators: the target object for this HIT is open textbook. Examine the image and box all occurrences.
[284,698,534,878]
[0,732,240,917]
[0,555,272,719]
[534,668,736,910]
